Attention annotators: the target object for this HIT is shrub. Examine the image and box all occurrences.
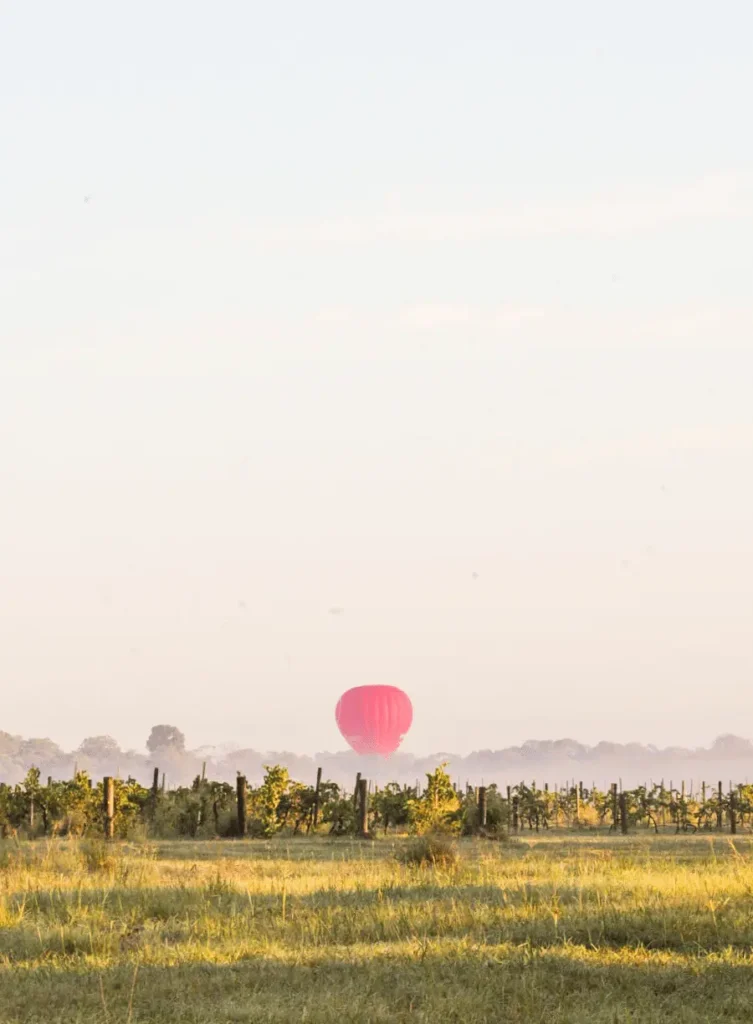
[80,839,117,873]
[477,827,518,845]
[397,832,459,868]
[408,763,461,835]
[248,765,290,837]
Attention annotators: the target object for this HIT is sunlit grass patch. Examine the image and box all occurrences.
[2,835,753,1020]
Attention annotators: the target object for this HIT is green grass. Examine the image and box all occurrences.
[1,833,753,1021]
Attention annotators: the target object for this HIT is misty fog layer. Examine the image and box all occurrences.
[2,727,752,791]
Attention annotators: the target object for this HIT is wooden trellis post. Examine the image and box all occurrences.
[717,781,723,830]
[151,767,160,816]
[478,786,487,829]
[357,777,368,838]
[236,775,247,837]
[312,766,322,831]
[730,784,737,835]
[103,776,115,840]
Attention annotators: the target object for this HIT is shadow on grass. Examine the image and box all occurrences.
[0,943,752,1023]
[4,876,753,965]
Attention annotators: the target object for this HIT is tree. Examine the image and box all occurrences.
[711,734,753,757]
[19,738,64,763]
[279,781,316,834]
[147,725,186,754]
[205,780,235,835]
[324,793,356,836]
[250,765,290,837]
[0,732,22,758]
[408,763,461,835]
[58,772,99,836]
[78,735,121,760]
[372,782,412,834]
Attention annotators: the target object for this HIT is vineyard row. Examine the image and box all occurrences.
[1,764,749,839]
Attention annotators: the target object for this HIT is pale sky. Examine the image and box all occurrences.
[1,2,752,755]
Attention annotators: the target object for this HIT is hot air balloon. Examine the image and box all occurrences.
[335,685,413,756]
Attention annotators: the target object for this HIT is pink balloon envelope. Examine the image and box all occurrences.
[335,685,413,756]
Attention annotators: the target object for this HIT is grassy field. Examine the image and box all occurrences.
[1,833,753,1022]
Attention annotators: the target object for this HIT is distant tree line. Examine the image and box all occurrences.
[1,725,753,790]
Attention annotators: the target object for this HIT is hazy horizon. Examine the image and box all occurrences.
[5,721,753,792]
[2,2,752,757]
[5,724,753,761]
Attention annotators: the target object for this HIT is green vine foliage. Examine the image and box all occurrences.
[0,766,751,840]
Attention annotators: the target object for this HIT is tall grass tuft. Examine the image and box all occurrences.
[80,838,117,873]
[397,832,459,868]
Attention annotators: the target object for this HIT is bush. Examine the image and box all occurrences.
[461,786,510,836]
[477,827,518,845]
[408,763,461,835]
[80,839,117,873]
[397,832,459,868]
